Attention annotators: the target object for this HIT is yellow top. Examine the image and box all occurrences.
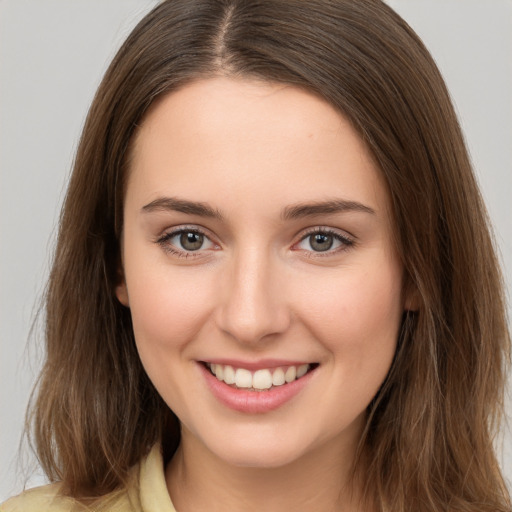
[1,445,176,512]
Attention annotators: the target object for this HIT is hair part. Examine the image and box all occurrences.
[28,1,511,510]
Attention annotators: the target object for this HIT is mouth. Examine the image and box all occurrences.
[202,361,319,392]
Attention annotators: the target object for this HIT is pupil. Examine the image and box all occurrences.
[310,233,333,252]
[180,232,203,251]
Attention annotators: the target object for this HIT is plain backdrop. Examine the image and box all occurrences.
[1,0,511,501]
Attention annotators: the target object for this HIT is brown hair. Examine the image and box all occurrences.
[28,0,511,510]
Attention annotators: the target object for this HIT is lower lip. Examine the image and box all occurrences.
[199,363,316,414]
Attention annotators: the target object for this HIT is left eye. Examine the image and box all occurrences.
[164,230,215,252]
[296,231,352,253]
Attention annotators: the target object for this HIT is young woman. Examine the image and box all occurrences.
[2,1,510,511]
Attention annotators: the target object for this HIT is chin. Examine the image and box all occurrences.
[200,427,315,469]
[218,445,305,469]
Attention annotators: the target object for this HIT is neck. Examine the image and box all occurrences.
[166,427,369,512]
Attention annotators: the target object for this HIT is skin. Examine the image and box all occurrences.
[117,77,412,511]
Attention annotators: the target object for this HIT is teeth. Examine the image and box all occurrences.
[235,368,253,388]
[207,363,312,390]
[285,366,296,383]
[272,368,285,386]
[223,365,235,384]
[253,369,272,390]
[296,364,308,378]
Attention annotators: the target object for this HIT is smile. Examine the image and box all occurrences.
[205,362,314,391]
[200,360,318,413]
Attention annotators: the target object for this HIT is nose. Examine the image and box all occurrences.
[215,247,291,346]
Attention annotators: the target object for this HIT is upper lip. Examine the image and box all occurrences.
[200,358,315,371]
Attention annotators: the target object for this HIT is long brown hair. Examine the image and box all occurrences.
[28,1,511,510]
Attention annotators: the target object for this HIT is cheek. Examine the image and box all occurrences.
[124,261,220,414]
[125,261,216,357]
[292,259,403,359]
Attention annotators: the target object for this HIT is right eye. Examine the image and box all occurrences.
[157,228,216,256]
[174,231,207,251]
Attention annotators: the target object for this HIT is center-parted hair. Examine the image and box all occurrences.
[29,1,511,510]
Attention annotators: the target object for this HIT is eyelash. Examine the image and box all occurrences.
[155,226,355,258]
[295,228,355,257]
[156,226,213,258]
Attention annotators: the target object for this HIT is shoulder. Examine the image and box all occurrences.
[1,483,74,511]
[1,483,134,512]
[1,445,173,512]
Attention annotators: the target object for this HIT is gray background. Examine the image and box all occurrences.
[1,0,511,501]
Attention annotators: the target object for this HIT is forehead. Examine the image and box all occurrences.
[127,77,389,218]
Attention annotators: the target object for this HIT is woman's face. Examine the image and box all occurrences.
[117,77,409,468]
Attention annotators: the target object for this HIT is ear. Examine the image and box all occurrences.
[404,283,420,312]
[115,279,130,307]
[115,259,130,307]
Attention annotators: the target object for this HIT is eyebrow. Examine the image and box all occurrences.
[141,197,224,220]
[281,199,375,220]
[141,196,375,220]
